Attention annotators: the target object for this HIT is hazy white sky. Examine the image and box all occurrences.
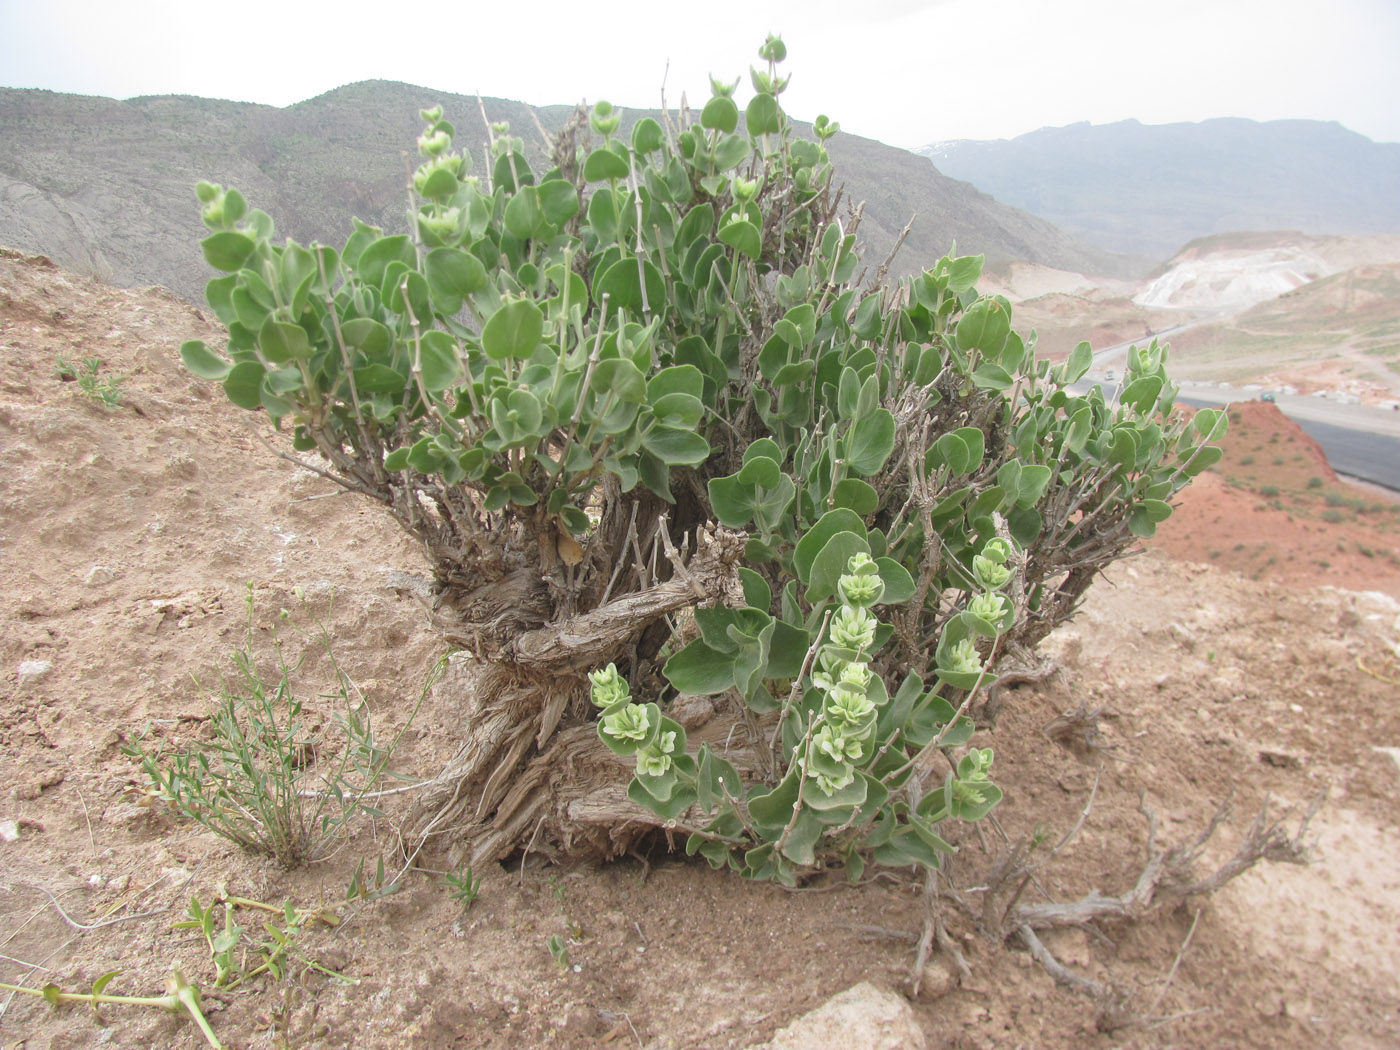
[2,0,1397,147]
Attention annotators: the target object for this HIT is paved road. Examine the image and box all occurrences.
[1175,394,1400,491]
[1077,316,1400,491]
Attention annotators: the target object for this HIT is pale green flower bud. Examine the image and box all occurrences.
[814,724,865,764]
[968,591,1009,624]
[708,75,739,99]
[982,538,1013,564]
[601,703,649,741]
[636,747,673,777]
[588,663,630,708]
[830,605,878,651]
[812,765,855,795]
[828,685,875,726]
[972,554,1011,590]
[731,176,762,202]
[943,638,982,676]
[418,130,451,157]
[837,571,883,608]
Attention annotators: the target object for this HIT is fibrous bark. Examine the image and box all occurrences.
[402,525,747,862]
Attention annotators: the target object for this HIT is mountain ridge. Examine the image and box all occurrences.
[0,81,1129,303]
[914,117,1400,259]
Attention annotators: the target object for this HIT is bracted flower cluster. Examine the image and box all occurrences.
[590,663,676,777]
[799,554,887,796]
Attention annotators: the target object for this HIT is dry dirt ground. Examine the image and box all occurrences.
[3,249,1399,1049]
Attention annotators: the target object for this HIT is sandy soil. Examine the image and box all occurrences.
[3,249,1400,1049]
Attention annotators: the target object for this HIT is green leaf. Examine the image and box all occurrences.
[340,317,393,358]
[592,357,646,402]
[354,234,415,287]
[1122,375,1163,414]
[956,297,1011,358]
[845,409,896,476]
[806,531,871,603]
[258,317,311,363]
[641,426,710,465]
[875,558,916,604]
[664,639,737,694]
[481,300,544,360]
[200,231,256,272]
[180,340,230,379]
[794,509,868,584]
[353,363,407,395]
[1063,341,1093,384]
[745,93,782,135]
[534,180,578,226]
[417,330,462,391]
[223,360,265,410]
[594,257,665,314]
[831,478,879,515]
[583,147,630,182]
[504,186,547,241]
[631,117,665,153]
[972,362,1014,392]
[1180,445,1223,475]
[747,769,801,832]
[701,97,739,133]
[424,247,488,312]
[718,219,762,261]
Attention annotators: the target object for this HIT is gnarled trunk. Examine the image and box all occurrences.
[403,525,747,862]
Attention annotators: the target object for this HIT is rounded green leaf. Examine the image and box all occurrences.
[631,117,665,153]
[583,147,630,182]
[223,360,265,410]
[417,330,462,391]
[504,186,546,241]
[594,257,665,315]
[591,357,646,402]
[200,231,256,272]
[806,531,872,603]
[537,179,580,225]
[701,97,739,133]
[257,317,311,363]
[745,93,782,135]
[845,408,896,476]
[718,219,761,261]
[180,340,231,380]
[794,509,868,585]
[424,248,488,312]
[481,299,544,360]
[641,426,710,465]
[956,297,1012,358]
[664,639,738,695]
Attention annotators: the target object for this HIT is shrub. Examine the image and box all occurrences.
[1307,476,1323,489]
[1259,485,1279,497]
[179,40,1220,879]
[1322,509,1344,523]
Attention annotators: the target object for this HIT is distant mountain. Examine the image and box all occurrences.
[915,119,1400,259]
[0,82,1130,304]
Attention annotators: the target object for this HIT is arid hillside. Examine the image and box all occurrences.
[2,250,1399,1049]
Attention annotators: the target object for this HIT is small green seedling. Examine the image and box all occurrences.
[54,354,125,409]
[546,934,570,970]
[445,864,482,910]
[173,894,354,990]
[0,963,221,1048]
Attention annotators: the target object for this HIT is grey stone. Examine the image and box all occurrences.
[755,982,926,1050]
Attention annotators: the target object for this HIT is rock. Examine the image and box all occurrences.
[0,819,19,843]
[16,659,52,685]
[83,564,119,586]
[755,982,926,1050]
[913,956,959,1001]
